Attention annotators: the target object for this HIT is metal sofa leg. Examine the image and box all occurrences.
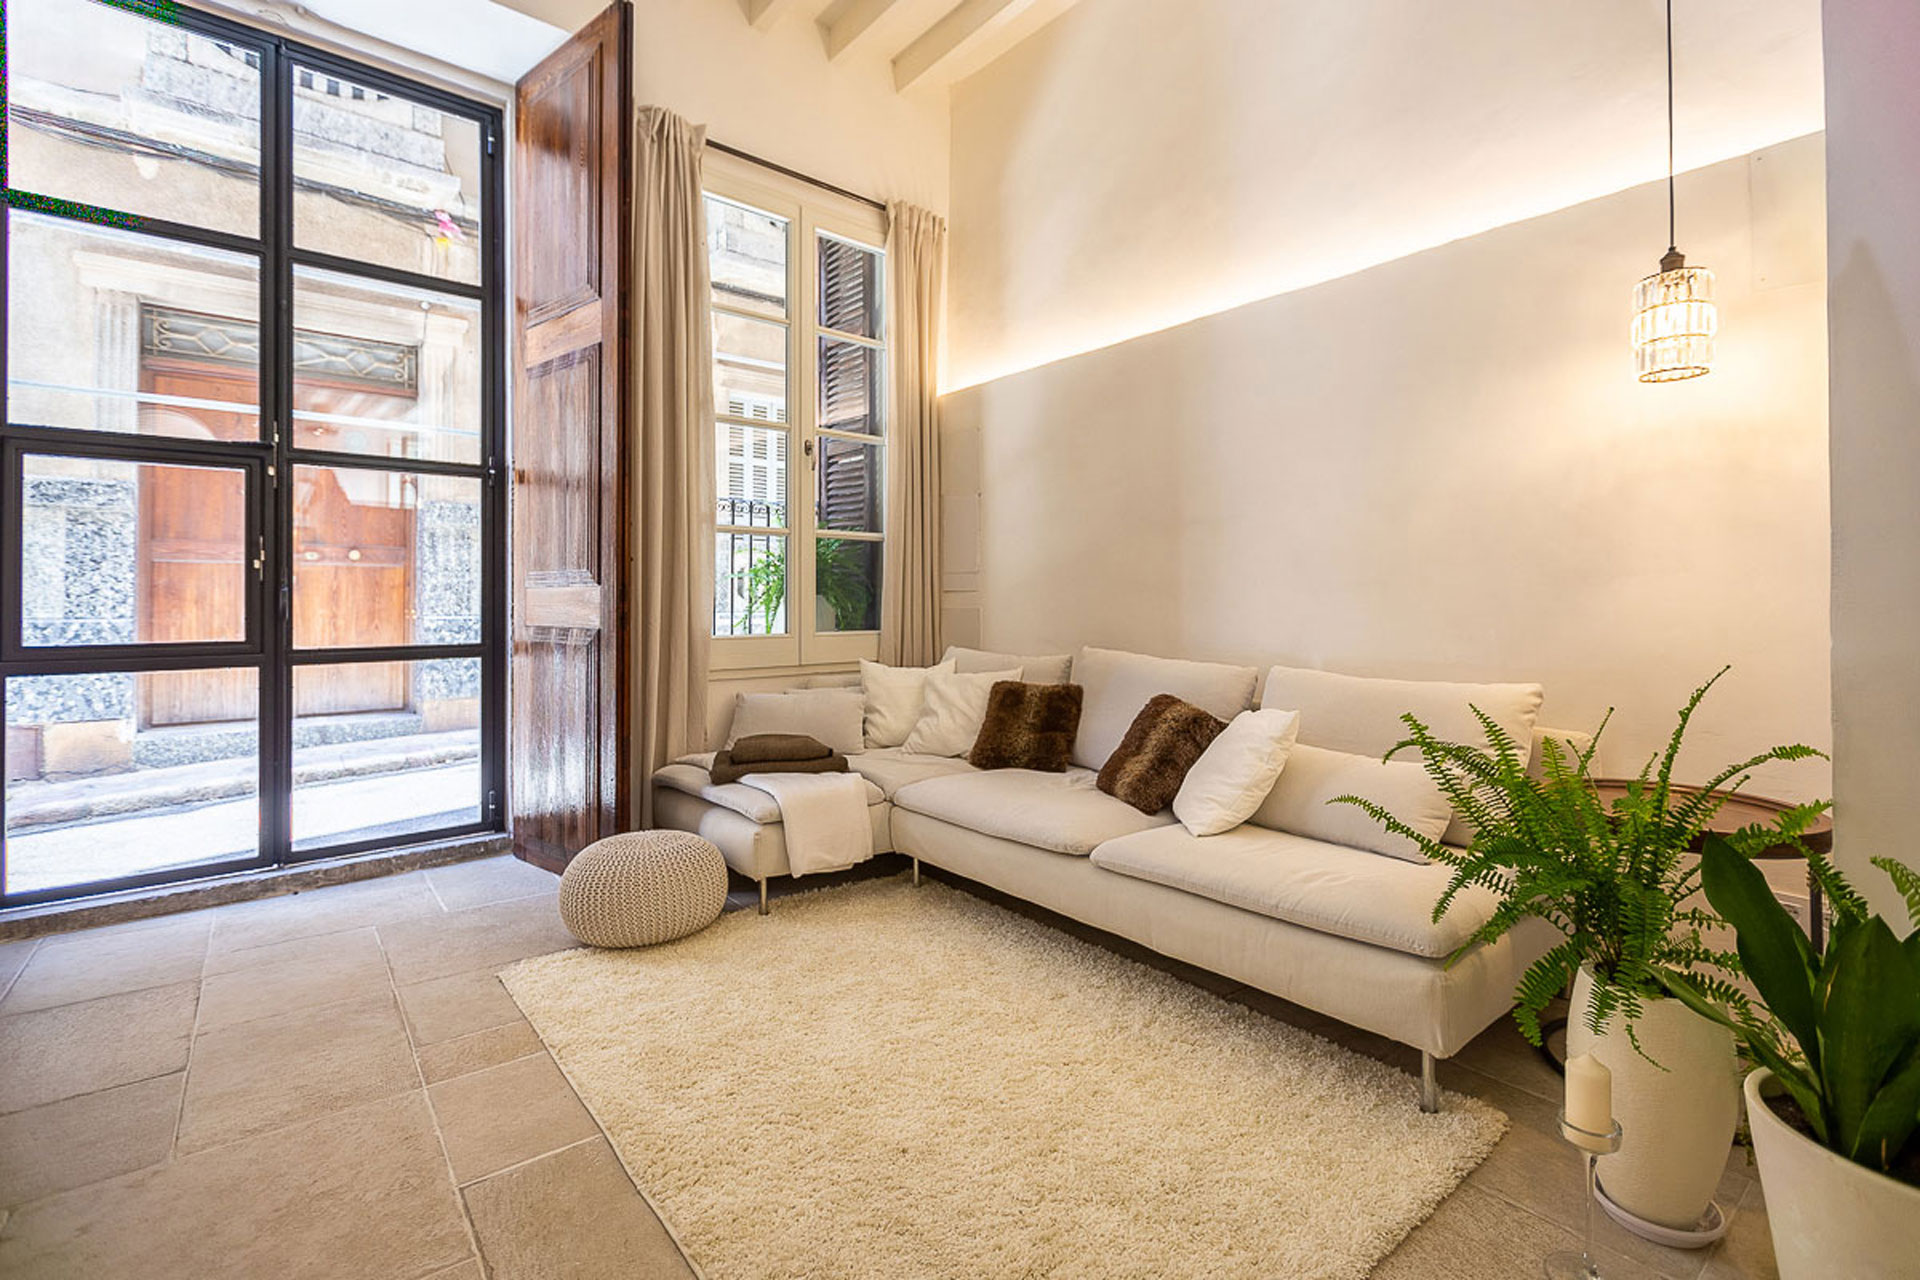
[758,877,769,916]
[912,857,921,887]
[1420,1051,1440,1113]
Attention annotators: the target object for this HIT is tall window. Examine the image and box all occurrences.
[705,156,887,669]
[0,0,505,904]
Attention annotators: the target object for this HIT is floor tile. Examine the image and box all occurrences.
[177,992,417,1153]
[1701,1179,1776,1280]
[378,893,576,987]
[0,983,197,1114]
[0,917,209,1015]
[463,1137,694,1279]
[417,1019,544,1085]
[206,873,441,955]
[426,856,557,912]
[398,967,526,1046]
[0,1073,183,1208]
[1459,1067,1708,1276]
[1374,1181,1670,1279]
[1450,1017,1566,1104]
[0,1090,469,1280]
[194,926,390,1033]
[428,1050,598,1183]
[0,939,38,1002]
[419,1259,486,1280]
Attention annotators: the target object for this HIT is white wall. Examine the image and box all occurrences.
[942,133,1833,798]
[1824,0,1920,910]
[945,0,1823,392]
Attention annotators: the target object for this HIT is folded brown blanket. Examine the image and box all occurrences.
[709,750,850,786]
[730,733,833,764]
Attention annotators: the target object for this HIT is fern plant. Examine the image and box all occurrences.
[1336,667,1829,1050]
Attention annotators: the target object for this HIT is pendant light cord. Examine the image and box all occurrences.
[1666,0,1676,252]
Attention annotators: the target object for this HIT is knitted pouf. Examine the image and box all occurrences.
[559,830,727,948]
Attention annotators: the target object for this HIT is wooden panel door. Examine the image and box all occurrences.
[510,1,631,872]
[139,367,253,726]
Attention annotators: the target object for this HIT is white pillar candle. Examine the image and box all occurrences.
[1564,1051,1614,1147]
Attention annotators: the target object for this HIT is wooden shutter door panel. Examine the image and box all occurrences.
[510,1,631,872]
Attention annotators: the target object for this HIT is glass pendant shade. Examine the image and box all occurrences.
[1633,252,1717,383]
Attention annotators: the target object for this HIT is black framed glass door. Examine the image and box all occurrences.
[0,0,506,905]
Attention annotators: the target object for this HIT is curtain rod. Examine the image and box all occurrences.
[705,140,888,215]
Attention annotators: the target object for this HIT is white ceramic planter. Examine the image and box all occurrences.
[1566,968,1740,1230]
[1745,1069,1920,1280]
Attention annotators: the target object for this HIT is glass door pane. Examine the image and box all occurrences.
[291,466,481,650]
[291,658,482,850]
[290,267,482,464]
[6,214,263,443]
[19,452,252,649]
[4,667,262,898]
[6,0,264,236]
[292,66,485,286]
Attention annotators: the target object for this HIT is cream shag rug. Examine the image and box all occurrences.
[503,876,1506,1280]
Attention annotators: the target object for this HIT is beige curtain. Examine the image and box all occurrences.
[632,107,714,827]
[880,202,947,666]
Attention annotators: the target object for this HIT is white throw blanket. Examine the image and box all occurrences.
[738,771,873,876]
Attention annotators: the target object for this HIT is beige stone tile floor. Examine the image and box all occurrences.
[0,852,1776,1278]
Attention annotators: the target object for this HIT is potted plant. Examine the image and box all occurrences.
[1340,668,1826,1233]
[1662,837,1920,1279]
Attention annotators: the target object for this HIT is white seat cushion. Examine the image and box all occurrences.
[846,747,978,798]
[1070,647,1259,770]
[891,768,1174,856]
[943,645,1073,685]
[657,758,883,825]
[1089,823,1499,959]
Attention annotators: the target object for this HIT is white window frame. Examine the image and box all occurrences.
[706,153,887,672]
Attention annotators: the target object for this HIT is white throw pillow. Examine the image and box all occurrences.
[859,658,955,748]
[1173,708,1301,837]
[1070,646,1259,770]
[726,689,865,757]
[1259,665,1544,845]
[1248,744,1451,863]
[904,668,1021,757]
[942,645,1074,685]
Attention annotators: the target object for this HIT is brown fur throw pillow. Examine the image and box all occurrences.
[967,681,1084,772]
[1097,694,1228,813]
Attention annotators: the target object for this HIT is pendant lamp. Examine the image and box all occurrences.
[1633,0,1716,382]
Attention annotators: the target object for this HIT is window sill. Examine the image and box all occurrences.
[709,661,861,680]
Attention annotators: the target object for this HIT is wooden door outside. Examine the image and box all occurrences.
[138,362,416,724]
[137,366,254,726]
[509,1,632,871]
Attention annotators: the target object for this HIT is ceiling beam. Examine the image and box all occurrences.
[818,0,901,61]
[740,0,805,31]
[892,0,1028,90]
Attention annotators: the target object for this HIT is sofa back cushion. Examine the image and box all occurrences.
[1071,647,1259,770]
[1096,695,1228,814]
[1259,664,1544,845]
[726,689,865,757]
[1248,744,1452,863]
[860,658,955,748]
[905,668,1021,757]
[943,645,1073,685]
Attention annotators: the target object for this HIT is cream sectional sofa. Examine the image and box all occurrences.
[652,647,1582,1111]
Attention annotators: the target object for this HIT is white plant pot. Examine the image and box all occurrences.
[1746,1069,1920,1280]
[1566,967,1739,1230]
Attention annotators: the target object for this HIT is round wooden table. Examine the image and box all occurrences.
[1590,780,1834,950]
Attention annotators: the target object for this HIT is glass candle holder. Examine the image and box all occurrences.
[1542,1112,1625,1279]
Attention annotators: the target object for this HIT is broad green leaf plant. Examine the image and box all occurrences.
[1337,668,1828,1051]
[1664,839,1920,1181]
